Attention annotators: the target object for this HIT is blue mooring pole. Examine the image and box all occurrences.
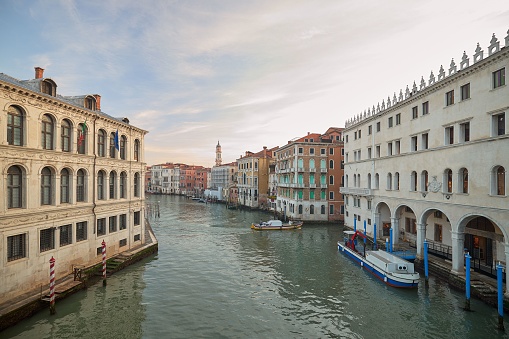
[363,220,367,245]
[497,262,505,331]
[389,228,393,253]
[465,252,471,311]
[373,223,377,249]
[424,240,429,287]
[354,217,357,232]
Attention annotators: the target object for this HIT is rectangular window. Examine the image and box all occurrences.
[367,147,372,159]
[358,130,362,139]
[40,228,55,252]
[134,234,141,242]
[411,136,417,152]
[376,122,381,132]
[460,122,470,142]
[321,148,326,155]
[412,106,418,119]
[422,133,429,150]
[395,113,401,125]
[298,147,303,154]
[367,201,372,210]
[388,117,393,128]
[119,238,127,247]
[97,218,106,236]
[329,205,334,215]
[375,145,380,158]
[310,148,314,155]
[387,142,393,156]
[76,222,87,242]
[60,224,72,247]
[354,131,357,140]
[368,125,372,135]
[329,191,334,200]
[329,148,334,155]
[395,140,401,155]
[7,234,27,261]
[120,214,127,230]
[461,83,470,100]
[445,126,454,145]
[446,90,454,106]
[493,113,505,136]
[109,216,117,233]
[422,101,429,115]
[493,68,505,88]
[134,211,141,226]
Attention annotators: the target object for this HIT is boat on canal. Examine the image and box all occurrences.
[251,220,303,231]
[337,230,420,288]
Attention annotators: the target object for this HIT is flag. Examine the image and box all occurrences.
[77,120,87,147]
[114,129,120,151]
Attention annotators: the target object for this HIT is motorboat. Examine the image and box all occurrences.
[251,220,303,231]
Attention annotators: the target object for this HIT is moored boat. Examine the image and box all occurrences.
[251,220,303,231]
[337,230,420,288]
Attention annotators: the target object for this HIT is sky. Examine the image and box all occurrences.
[1,1,508,167]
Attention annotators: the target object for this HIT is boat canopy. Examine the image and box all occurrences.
[267,220,282,226]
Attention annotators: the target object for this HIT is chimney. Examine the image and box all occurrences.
[35,67,44,79]
[93,94,101,111]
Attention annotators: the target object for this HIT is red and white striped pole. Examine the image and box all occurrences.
[49,256,56,315]
[102,240,107,286]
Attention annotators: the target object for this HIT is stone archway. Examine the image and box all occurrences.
[393,204,418,245]
[374,201,391,241]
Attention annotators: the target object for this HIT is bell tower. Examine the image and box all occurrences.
[215,141,222,166]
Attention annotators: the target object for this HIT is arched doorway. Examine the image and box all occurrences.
[374,202,391,240]
[395,205,417,243]
[464,216,503,274]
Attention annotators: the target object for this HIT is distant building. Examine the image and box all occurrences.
[341,31,509,287]
[237,146,278,209]
[0,67,148,303]
[274,128,344,222]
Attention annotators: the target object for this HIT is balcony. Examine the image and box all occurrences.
[297,167,305,172]
[320,168,327,173]
[339,187,373,196]
[309,184,316,188]
[320,184,328,189]
[309,168,316,172]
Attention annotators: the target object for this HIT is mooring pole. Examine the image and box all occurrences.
[373,223,377,250]
[363,220,367,245]
[354,217,357,232]
[102,240,107,286]
[465,252,471,311]
[49,256,56,315]
[424,240,429,287]
[497,262,505,331]
[389,228,393,253]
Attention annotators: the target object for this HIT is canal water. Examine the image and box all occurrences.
[3,195,508,338]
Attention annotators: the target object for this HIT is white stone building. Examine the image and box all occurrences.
[0,67,148,303]
[341,31,509,287]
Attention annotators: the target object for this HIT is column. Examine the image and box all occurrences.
[416,222,426,258]
[391,217,399,245]
[451,230,465,274]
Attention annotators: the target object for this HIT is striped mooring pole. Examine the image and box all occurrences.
[102,240,107,286]
[49,256,56,315]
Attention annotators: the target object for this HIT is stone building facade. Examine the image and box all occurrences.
[341,31,509,287]
[0,67,147,303]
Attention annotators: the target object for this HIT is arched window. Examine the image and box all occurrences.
[134,139,140,160]
[60,168,70,203]
[61,119,72,152]
[97,130,106,157]
[357,174,361,187]
[309,158,315,169]
[421,170,428,192]
[41,167,53,205]
[345,175,349,187]
[387,173,392,190]
[353,174,357,187]
[120,172,127,198]
[367,173,371,189]
[321,205,326,214]
[329,160,334,169]
[494,166,505,195]
[120,135,127,160]
[375,173,380,189]
[77,169,86,202]
[7,106,24,146]
[310,205,315,214]
[411,171,417,191]
[41,114,54,150]
[7,165,23,208]
[298,204,303,214]
[97,170,105,200]
[110,132,117,158]
[394,172,400,190]
[134,172,140,197]
[329,175,334,185]
[459,168,468,193]
[77,123,87,154]
[320,159,326,169]
[109,171,117,199]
